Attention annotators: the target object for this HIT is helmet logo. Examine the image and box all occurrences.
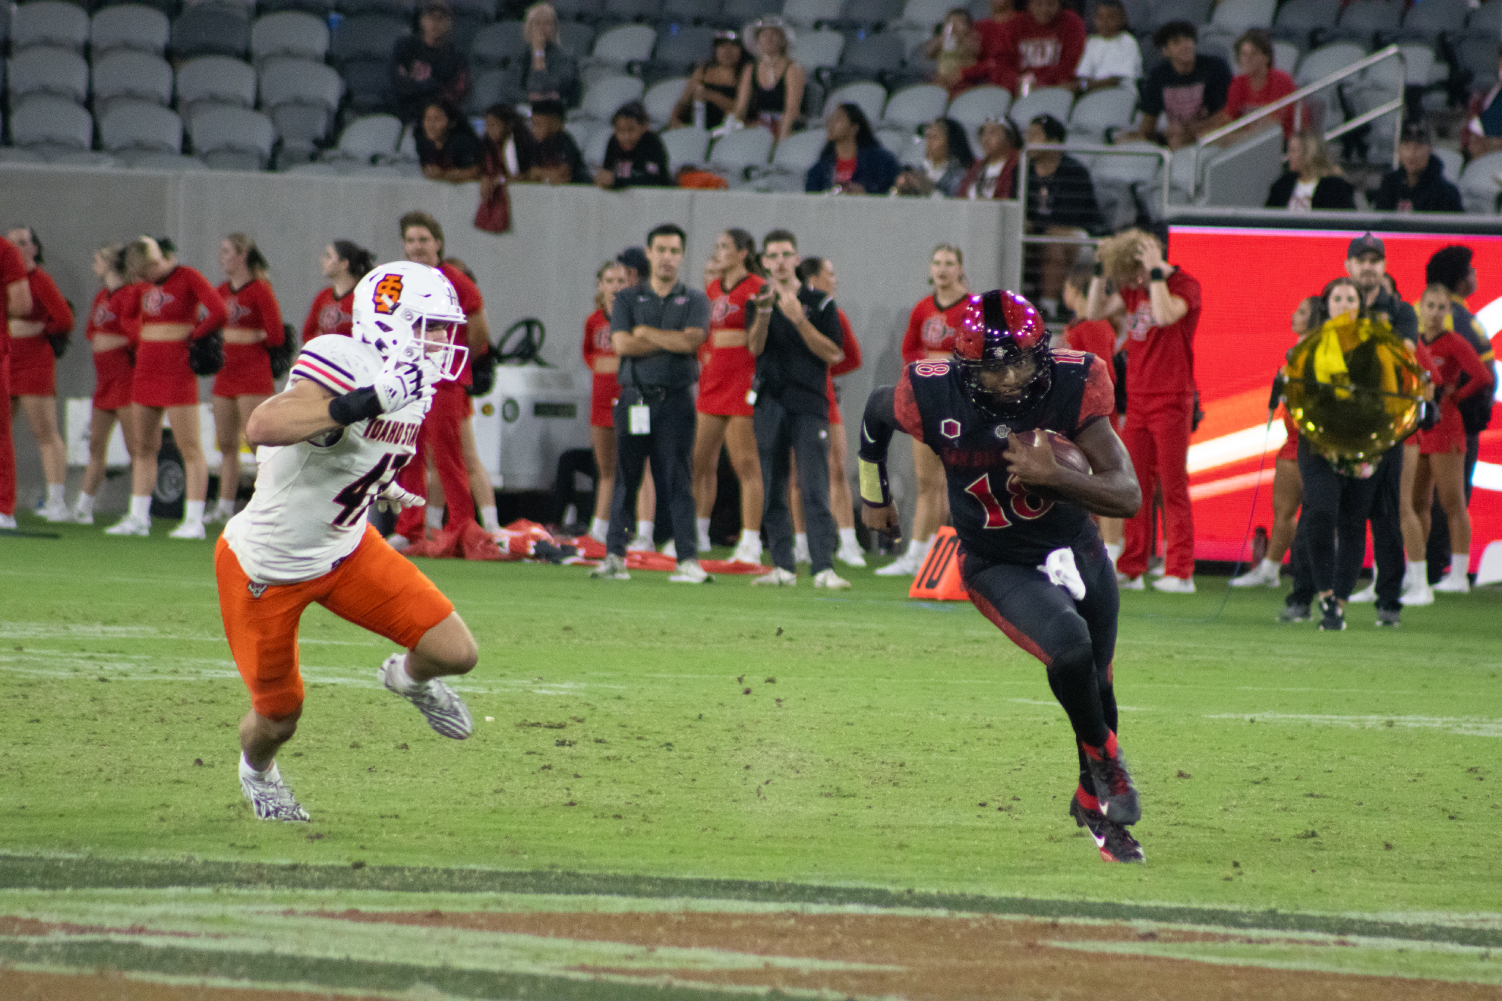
[373,273,404,315]
[940,419,961,439]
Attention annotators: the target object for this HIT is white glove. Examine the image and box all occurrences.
[372,343,438,414]
[376,482,424,513]
[1038,547,1086,601]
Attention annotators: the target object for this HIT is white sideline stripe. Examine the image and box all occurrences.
[0,622,366,645]
[1206,712,1502,738]
[1187,422,1285,475]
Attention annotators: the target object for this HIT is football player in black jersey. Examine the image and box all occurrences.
[858,290,1147,863]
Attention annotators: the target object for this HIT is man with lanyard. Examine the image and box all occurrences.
[745,229,850,589]
[591,223,711,584]
[1421,245,1494,584]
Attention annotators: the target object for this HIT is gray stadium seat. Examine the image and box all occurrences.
[123,151,210,170]
[260,57,343,156]
[0,148,50,165]
[1295,41,1365,128]
[834,0,904,30]
[1008,86,1074,128]
[1469,0,1502,36]
[794,29,845,71]
[7,46,89,108]
[465,65,524,114]
[707,124,773,181]
[558,20,596,57]
[341,57,391,112]
[1458,151,1502,215]
[329,13,408,65]
[100,99,183,154]
[11,95,94,150]
[588,23,657,65]
[251,12,330,63]
[172,4,251,59]
[551,0,602,22]
[661,123,710,170]
[663,0,723,24]
[92,51,175,115]
[448,0,497,20]
[470,20,525,68]
[1397,0,1465,43]
[945,84,1010,128]
[1146,0,1213,33]
[822,80,886,123]
[722,0,781,25]
[12,0,90,52]
[1068,86,1135,140]
[1273,40,1299,74]
[833,31,905,85]
[769,125,825,170]
[782,0,844,30]
[879,83,947,129]
[1330,0,1402,45]
[1454,35,1499,89]
[0,4,9,47]
[260,0,336,14]
[574,73,646,120]
[1209,0,1275,34]
[643,76,688,124]
[600,0,661,23]
[190,105,276,169]
[649,25,718,74]
[176,55,257,122]
[1271,0,1338,46]
[333,113,403,161]
[582,123,611,164]
[91,5,171,57]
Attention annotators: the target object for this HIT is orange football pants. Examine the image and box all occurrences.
[215,525,454,719]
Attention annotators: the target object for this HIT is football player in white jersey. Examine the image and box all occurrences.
[216,261,481,822]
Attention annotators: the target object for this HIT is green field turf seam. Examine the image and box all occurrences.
[2,855,1498,950]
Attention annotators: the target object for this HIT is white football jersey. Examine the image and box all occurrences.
[223,336,429,585]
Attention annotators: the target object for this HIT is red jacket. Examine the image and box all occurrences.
[991,9,1086,94]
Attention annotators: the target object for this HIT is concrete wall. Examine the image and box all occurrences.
[0,164,1023,521]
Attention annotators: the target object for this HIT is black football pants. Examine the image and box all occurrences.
[754,395,838,574]
[606,387,697,561]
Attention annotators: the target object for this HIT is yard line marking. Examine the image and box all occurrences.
[1206,712,1502,738]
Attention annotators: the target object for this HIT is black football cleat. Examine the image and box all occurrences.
[1084,735,1141,825]
[1070,795,1144,863]
[1317,595,1346,631]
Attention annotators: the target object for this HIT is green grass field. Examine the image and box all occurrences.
[3,520,1501,997]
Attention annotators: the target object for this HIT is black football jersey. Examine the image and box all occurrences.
[894,350,1115,565]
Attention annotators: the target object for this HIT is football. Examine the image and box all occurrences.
[1022,430,1091,501]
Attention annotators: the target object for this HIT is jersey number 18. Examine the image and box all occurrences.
[963,472,1051,529]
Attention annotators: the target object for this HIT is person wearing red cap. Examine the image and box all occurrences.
[1088,228,1201,593]
[0,234,36,530]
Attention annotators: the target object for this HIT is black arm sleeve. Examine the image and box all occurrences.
[857,385,901,506]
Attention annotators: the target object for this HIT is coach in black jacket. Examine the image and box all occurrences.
[748,229,847,585]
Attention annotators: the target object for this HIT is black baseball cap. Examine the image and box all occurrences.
[1398,121,1431,145]
[1347,232,1384,260]
[617,246,650,276]
[530,98,565,118]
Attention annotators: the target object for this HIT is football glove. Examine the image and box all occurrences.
[1038,547,1086,601]
[376,482,424,514]
[373,344,439,414]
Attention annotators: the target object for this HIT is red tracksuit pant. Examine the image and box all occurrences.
[394,382,475,539]
[1118,392,1195,579]
[0,352,14,516]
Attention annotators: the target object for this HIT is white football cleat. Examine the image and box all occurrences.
[813,568,851,589]
[71,504,94,525]
[589,553,631,580]
[669,558,712,583]
[379,653,473,739]
[1152,575,1196,594]
[169,519,206,540]
[1346,582,1377,603]
[750,567,797,587]
[626,533,655,553]
[730,537,763,565]
[1229,560,1279,588]
[835,542,867,568]
[1434,573,1470,594]
[240,763,311,822]
[39,500,71,523]
[1400,581,1434,606]
[1116,572,1144,591]
[873,550,919,577]
[0,512,17,529]
[104,514,150,536]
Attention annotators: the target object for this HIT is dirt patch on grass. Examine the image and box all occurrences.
[0,967,394,1001]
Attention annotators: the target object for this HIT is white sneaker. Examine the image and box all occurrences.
[71,504,94,525]
[589,553,631,580]
[730,538,763,565]
[1434,573,1471,594]
[1117,572,1144,591]
[39,500,70,523]
[104,514,150,536]
[626,533,655,552]
[669,558,712,583]
[792,538,811,564]
[874,551,918,576]
[660,539,677,559]
[169,519,206,540]
[203,505,235,525]
[1152,575,1195,594]
[697,532,712,553]
[750,567,797,587]
[813,568,851,589]
[588,527,608,545]
[379,653,472,739]
[240,763,310,822]
[0,513,15,529]
[1400,581,1434,606]
[1229,561,1278,587]
[835,541,867,568]
[1346,582,1377,603]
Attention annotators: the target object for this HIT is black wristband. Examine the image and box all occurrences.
[328,387,382,426]
[1092,261,1104,278]
[1149,267,1166,282]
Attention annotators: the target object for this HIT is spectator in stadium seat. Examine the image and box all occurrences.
[520,99,589,184]
[595,102,672,190]
[1462,47,1502,159]
[957,0,1019,91]
[416,101,484,182]
[670,30,750,131]
[805,103,901,195]
[736,19,806,145]
[1207,29,1298,143]
[481,104,537,183]
[1371,122,1462,213]
[1266,131,1355,210]
[988,0,1086,96]
[1114,22,1231,150]
[958,118,1021,199]
[1073,0,1140,95]
[389,0,471,125]
[925,8,983,93]
[1023,114,1101,319]
[893,117,975,197]
[520,2,580,107]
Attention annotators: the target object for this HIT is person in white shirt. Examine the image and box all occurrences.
[1074,0,1141,94]
[217,261,481,823]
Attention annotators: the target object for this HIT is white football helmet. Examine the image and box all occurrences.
[352,261,469,380]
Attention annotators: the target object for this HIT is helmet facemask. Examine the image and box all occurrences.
[953,289,1052,421]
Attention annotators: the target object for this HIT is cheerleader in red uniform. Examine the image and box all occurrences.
[73,244,144,525]
[876,244,970,576]
[5,227,75,523]
[107,236,227,539]
[209,235,284,524]
[0,235,33,528]
[301,240,372,341]
[1062,262,1124,564]
[787,256,867,567]
[691,229,767,564]
[1412,283,1494,595]
[583,260,632,543]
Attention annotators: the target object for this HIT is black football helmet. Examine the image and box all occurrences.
[952,289,1052,419]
